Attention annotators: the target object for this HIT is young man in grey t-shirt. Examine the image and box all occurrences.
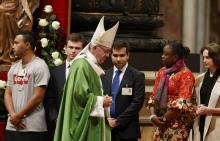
[4,30,50,141]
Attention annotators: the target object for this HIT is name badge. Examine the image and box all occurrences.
[122,87,132,95]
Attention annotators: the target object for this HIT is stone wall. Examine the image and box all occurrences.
[210,0,220,44]
[158,0,182,41]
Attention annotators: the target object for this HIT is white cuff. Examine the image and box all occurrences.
[149,114,157,121]
[90,96,104,117]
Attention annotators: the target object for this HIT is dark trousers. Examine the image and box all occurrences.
[111,134,137,141]
[4,130,47,141]
[111,137,137,141]
[46,120,56,141]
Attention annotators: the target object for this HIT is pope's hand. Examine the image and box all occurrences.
[103,95,112,107]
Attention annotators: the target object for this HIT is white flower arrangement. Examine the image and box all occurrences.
[37,5,65,67]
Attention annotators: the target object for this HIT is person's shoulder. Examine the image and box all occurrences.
[33,57,49,69]
[49,64,65,75]
[195,72,205,79]
[51,62,65,71]
[153,67,166,77]
[34,57,47,65]
[71,57,92,71]
[183,67,192,72]
[11,59,22,67]
[128,65,143,74]
[178,67,194,77]
[72,57,88,65]
[9,60,22,71]
[195,73,205,86]
[158,67,166,72]
[105,67,113,73]
[127,65,137,71]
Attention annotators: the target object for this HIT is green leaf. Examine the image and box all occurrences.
[49,14,56,21]
[41,49,49,57]
[49,48,56,54]
[39,32,47,38]
[49,24,55,35]
[37,9,66,68]
[53,33,58,41]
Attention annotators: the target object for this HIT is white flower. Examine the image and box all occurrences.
[39,18,49,27]
[53,58,63,66]
[51,51,59,59]
[0,80,6,89]
[52,21,60,30]
[43,5,53,13]
[40,38,49,48]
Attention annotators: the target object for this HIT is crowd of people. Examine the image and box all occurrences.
[2,16,220,141]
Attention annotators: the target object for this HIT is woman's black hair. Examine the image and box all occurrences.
[166,41,190,59]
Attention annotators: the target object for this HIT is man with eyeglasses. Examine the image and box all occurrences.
[43,33,86,141]
[53,16,119,141]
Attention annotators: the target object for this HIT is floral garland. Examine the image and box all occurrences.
[38,5,66,67]
[146,97,195,113]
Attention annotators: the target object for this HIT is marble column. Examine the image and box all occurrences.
[182,0,210,72]
[196,0,210,72]
[195,0,210,53]
[182,0,210,54]
[182,0,197,53]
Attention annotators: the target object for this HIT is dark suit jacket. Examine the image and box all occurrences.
[44,63,66,122]
[101,65,145,139]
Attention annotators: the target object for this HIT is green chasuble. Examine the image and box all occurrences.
[53,57,111,141]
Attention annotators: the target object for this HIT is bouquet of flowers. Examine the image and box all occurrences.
[0,80,7,120]
[38,5,66,67]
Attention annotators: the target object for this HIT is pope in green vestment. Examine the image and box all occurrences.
[53,16,119,141]
[53,55,111,141]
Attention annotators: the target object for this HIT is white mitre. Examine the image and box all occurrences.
[72,16,119,63]
[91,16,119,48]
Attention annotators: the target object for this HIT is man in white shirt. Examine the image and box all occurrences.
[4,30,50,141]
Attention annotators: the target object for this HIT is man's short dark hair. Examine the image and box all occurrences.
[112,40,130,54]
[66,33,86,47]
[16,30,36,50]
